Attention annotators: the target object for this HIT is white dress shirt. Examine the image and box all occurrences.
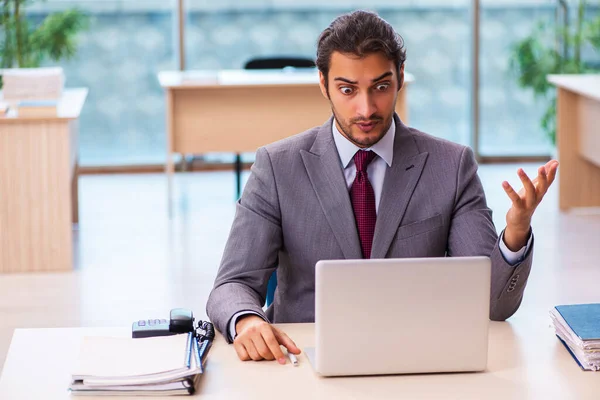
[228,119,532,341]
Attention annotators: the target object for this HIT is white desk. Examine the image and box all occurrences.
[0,320,598,399]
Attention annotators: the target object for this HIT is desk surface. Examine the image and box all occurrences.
[547,74,600,101]
[0,88,88,122]
[158,69,415,89]
[0,321,598,400]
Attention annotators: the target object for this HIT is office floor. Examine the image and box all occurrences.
[1,164,600,374]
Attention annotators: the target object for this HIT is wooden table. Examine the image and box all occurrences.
[158,69,414,208]
[0,320,598,399]
[0,88,87,273]
[547,74,600,210]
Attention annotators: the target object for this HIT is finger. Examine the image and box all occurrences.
[250,335,275,361]
[274,328,301,355]
[261,328,287,364]
[536,165,549,196]
[517,168,537,207]
[233,341,250,361]
[545,159,559,171]
[502,181,522,206]
[546,160,559,185]
[243,340,263,361]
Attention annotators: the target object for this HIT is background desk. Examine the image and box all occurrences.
[1,321,598,399]
[158,69,414,208]
[548,74,600,210]
[0,89,87,273]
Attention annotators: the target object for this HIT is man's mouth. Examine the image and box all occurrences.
[355,120,379,133]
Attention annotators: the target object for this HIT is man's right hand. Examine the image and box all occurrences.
[233,315,301,364]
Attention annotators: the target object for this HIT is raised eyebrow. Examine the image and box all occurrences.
[333,77,358,85]
[372,71,393,83]
[333,72,393,85]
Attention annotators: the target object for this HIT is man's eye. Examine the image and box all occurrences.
[376,83,390,91]
[340,87,354,95]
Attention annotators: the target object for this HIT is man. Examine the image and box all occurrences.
[206,10,559,365]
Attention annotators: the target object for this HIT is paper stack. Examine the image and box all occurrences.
[1,67,64,117]
[550,303,600,371]
[1,67,64,101]
[69,332,209,396]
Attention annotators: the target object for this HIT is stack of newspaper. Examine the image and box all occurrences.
[69,332,209,396]
[550,304,600,371]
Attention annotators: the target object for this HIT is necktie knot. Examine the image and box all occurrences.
[353,150,377,173]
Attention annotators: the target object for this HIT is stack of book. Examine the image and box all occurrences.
[1,67,64,117]
[14,99,58,117]
[550,303,600,371]
[69,332,210,396]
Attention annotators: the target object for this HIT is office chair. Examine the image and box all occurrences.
[241,56,315,307]
[265,270,277,308]
[242,56,316,307]
[244,56,316,70]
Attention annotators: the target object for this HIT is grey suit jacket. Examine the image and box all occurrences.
[206,114,534,342]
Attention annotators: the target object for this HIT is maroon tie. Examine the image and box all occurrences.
[350,150,377,259]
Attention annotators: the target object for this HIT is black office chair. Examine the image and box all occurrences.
[240,56,316,306]
[243,56,316,70]
[231,56,317,200]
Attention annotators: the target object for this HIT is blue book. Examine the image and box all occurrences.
[555,304,600,341]
[17,99,58,108]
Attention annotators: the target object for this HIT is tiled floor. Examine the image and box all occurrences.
[1,164,599,374]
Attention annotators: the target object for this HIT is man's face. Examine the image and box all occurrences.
[319,51,403,148]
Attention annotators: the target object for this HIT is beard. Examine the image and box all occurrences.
[331,104,393,149]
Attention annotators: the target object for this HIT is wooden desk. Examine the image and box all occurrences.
[158,69,414,208]
[1,321,598,399]
[0,88,87,273]
[547,74,600,210]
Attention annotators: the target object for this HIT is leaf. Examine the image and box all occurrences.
[30,8,89,62]
[585,15,600,51]
[509,25,561,97]
[508,2,600,146]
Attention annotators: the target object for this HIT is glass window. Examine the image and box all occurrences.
[479,0,559,156]
[184,1,472,164]
[29,0,177,166]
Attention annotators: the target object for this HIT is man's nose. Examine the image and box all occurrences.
[356,93,377,119]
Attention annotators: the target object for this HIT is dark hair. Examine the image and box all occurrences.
[316,10,407,91]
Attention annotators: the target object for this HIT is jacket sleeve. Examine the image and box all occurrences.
[206,147,282,341]
[447,146,533,321]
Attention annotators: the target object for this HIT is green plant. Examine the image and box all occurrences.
[509,0,600,145]
[0,0,88,70]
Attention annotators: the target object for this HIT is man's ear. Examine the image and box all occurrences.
[398,64,405,92]
[318,71,329,99]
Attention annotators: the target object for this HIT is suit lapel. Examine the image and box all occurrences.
[301,118,363,260]
[371,115,429,259]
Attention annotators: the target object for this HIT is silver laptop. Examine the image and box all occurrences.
[306,256,491,376]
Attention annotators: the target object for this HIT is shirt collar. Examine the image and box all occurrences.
[332,118,395,168]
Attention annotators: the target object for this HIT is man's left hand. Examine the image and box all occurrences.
[502,160,559,251]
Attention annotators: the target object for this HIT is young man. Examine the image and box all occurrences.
[206,10,558,365]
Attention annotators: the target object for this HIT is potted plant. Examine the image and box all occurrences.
[509,0,600,147]
[0,0,89,84]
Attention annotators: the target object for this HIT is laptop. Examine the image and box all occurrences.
[305,256,491,376]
